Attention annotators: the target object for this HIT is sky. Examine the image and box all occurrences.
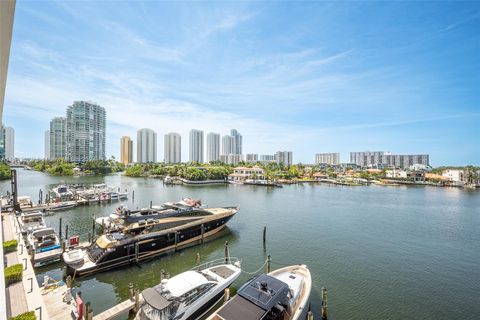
[3,1,480,165]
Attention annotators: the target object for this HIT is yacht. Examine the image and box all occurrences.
[17,212,47,234]
[65,206,238,278]
[207,264,311,320]
[135,258,242,320]
[27,228,63,267]
[96,199,204,230]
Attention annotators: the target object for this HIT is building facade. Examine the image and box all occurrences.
[350,151,429,169]
[245,153,259,163]
[49,117,67,159]
[230,129,242,155]
[221,135,235,156]
[189,129,204,163]
[275,151,293,166]
[315,153,340,165]
[220,154,243,165]
[164,132,181,164]
[206,132,220,163]
[442,169,464,183]
[66,101,106,162]
[44,130,50,160]
[137,128,157,163]
[4,126,13,161]
[120,136,133,165]
[228,166,265,182]
[259,154,275,163]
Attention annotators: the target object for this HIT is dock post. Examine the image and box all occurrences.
[224,288,230,302]
[266,255,271,273]
[59,217,63,239]
[200,224,205,244]
[65,225,69,241]
[135,243,139,263]
[224,241,229,264]
[308,311,314,320]
[263,226,266,243]
[321,287,328,319]
[132,190,135,202]
[134,286,140,312]
[85,302,90,320]
[150,201,152,209]
[92,214,96,239]
[128,283,134,300]
[66,275,72,288]
[88,232,91,243]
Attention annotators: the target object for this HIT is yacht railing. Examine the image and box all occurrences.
[193,257,241,271]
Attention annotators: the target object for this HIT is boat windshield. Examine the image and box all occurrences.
[136,287,178,320]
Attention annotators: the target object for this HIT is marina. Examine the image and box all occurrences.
[1,169,479,319]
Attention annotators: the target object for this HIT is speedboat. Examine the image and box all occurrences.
[51,185,74,201]
[46,201,77,212]
[135,258,242,320]
[207,264,311,320]
[17,212,46,234]
[62,248,86,267]
[27,228,63,267]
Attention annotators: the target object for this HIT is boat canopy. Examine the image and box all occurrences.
[164,271,210,297]
[142,287,173,310]
[32,228,56,239]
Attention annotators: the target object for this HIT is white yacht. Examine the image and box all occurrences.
[17,212,47,234]
[51,185,74,201]
[135,258,242,320]
[207,264,311,320]
[27,228,63,267]
[46,200,77,212]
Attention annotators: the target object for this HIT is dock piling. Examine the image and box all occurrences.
[308,311,314,320]
[224,241,230,264]
[88,232,91,243]
[224,288,230,302]
[266,255,271,273]
[195,253,201,267]
[59,217,63,239]
[65,225,69,241]
[150,201,152,209]
[200,224,205,244]
[263,226,266,243]
[128,283,134,300]
[85,302,91,320]
[321,287,328,319]
[132,190,135,202]
[92,214,96,239]
[134,287,140,312]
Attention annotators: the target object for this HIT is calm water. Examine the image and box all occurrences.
[2,169,480,319]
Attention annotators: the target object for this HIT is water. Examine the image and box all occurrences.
[2,169,480,319]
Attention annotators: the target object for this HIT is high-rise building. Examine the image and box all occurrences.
[221,135,235,156]
[164,132,181,163]
[0,0,15,122]
[245,153,258,163]
[206,132,220,163]
[5,126,14,161]
[49,117,67,159]
[189,129,204,163]
[44,130,50,160]
[120,136,133,165]
[350,151,429,169]
[137,128,157,163]
[259,154,275,163]
[0,124,5,160]
[230,129,242,155]
[315,153,340,165]
[275,151,293,166]
[220,154,243,165]
[66,101,106,162]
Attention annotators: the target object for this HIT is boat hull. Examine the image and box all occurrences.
[66,213,235,278]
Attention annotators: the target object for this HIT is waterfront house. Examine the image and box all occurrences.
[228,166,265,182]
[442,169,464,183]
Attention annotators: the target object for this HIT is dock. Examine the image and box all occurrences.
[42,283,74,320]
[93,292,143,320]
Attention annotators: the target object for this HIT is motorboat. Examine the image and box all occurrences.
[17,212,47,234]
[207,264,311,320]
[135,258,242,320]
[51,185,74,201]
[110,191,128,200]
[65,206,238,278]
[46,201,78,212]
[62,248,86,267]
[27,228,63,267]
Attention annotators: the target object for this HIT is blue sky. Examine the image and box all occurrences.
[4,1,480,165]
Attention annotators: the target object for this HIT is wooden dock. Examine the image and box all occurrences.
[42,283,74,320]
[92,294,143,320]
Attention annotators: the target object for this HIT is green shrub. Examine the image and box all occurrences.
[3,239,18,253]
[9,311,36,320]
[4,264,23,286]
